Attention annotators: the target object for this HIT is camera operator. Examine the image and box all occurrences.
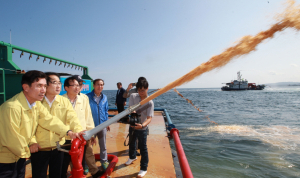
[123,77,147,155]
[125,78,154,178]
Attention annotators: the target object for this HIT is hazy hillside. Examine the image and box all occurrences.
[265,82,300,86]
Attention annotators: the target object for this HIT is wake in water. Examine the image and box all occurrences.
[188,125,300,150]
[141,0,300,105]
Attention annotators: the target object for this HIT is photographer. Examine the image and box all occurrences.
[125,78,154,178]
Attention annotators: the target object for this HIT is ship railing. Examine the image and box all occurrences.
[155,108,194,178]
[0,41,92,79]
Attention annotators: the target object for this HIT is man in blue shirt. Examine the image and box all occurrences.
[86,79,110,171]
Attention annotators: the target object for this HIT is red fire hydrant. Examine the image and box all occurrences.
[69,135,86,178]
[67,135,118,178]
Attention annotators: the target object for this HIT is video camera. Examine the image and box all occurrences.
[128,113,141,126]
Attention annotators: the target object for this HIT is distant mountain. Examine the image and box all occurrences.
[265,82,300,86]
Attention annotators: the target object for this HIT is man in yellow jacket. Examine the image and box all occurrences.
[63,76,103,178]
[72,74,91,175]
[0,70,81,178]
[29,72,83,178]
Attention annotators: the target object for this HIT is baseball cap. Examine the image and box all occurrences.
[72,75,85,83]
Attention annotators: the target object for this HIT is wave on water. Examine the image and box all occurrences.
[187,125,300,150]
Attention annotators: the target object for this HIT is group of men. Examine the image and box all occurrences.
[0,71,154,178]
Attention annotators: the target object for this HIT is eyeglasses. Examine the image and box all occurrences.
[69,85,80,88]
[49,81,62,86]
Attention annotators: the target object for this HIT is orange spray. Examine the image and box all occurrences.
[140,0,300,106]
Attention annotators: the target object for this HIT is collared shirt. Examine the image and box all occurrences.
[25,98,36,109]
[93,92,102,105]
[44,95,56,108]
[66,95,78,109]
[0,92,70,163]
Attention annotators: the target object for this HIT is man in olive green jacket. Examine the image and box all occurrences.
[0,70,81,178]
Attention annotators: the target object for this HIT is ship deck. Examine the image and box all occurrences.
[25,110,176,178]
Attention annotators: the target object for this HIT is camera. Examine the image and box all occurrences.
[129,113,141,126]
[131,83,136,87]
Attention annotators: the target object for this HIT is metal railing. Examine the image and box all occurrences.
[170,128,193,178]
[155,108,193,177]
[0,41,90,77]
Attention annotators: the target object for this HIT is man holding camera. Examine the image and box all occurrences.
[125,78,154,178]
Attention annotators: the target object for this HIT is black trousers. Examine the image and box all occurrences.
[117,104,125,114]
[129,128,148,171]
[61,140,72,178]
[117,104,126,122]
[0,158,26,178]
[82,143,87,168]
[31,149,64,178]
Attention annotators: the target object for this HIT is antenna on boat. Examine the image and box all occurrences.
[237,71,241,81]
[10,29,12,44]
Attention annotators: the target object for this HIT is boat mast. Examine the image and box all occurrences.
[236,71,240,89]
[237,71,241,81]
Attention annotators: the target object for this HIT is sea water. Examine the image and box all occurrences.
[103,86,300,178]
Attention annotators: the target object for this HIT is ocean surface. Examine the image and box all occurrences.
[103,86,300,178]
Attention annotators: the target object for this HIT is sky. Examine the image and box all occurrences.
[1,0,300,90]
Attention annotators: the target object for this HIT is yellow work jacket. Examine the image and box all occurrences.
[63,94,95,140]
[30,95,83,149]
[80,93,89,101]
[0,92,70,163]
